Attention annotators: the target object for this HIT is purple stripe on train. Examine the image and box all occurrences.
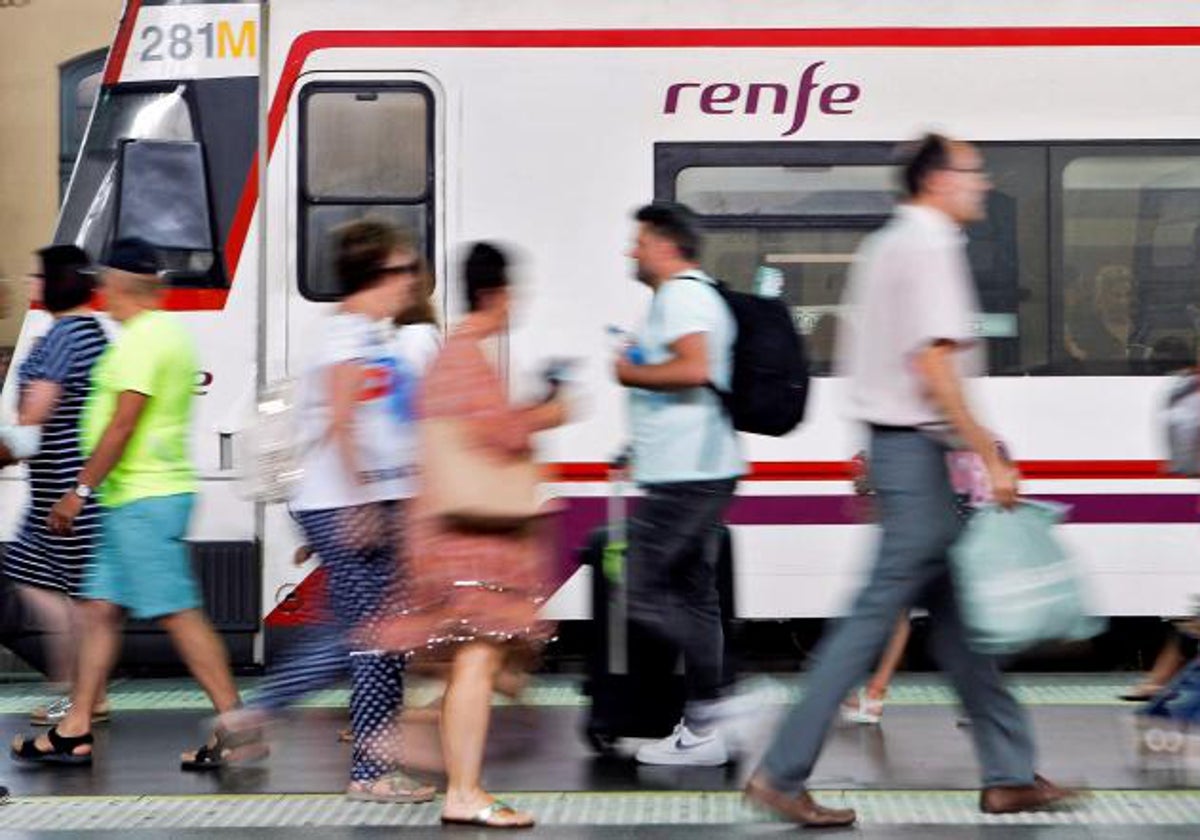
[549,494,1200,586]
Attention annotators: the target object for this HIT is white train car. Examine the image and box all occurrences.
[4,0,1200,662]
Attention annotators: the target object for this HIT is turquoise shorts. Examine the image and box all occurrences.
[84,493,201,620]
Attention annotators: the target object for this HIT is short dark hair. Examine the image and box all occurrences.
[899,133,953,198]
[334,219,412,297]
[634,202,700,261]
[464,242,509,312]
[37,244,95,314]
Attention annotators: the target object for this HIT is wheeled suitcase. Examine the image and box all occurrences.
[580,459,736,754]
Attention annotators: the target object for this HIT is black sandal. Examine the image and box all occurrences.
[180,726,268,772]
[11,727,93,767]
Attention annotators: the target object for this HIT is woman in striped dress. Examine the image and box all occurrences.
[4,246,109,726]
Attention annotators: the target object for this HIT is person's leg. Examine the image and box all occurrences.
[923,571,1036,787]
[757,431,960,792]
[440,641,532,827]
[347,650,406,783]
[842,614,911,723]
[159,609,240,713]
[17,585,75,689]
[25,598,123,754]
[627,480,735,707]
[867,615,911,698]
[247,624,348,713]
[124,495,239,714]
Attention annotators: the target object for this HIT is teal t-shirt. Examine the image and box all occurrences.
[81,310,197,507]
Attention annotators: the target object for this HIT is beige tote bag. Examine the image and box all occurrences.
[420,417,549,530]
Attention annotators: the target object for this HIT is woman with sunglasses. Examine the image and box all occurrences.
[220,220,433,800]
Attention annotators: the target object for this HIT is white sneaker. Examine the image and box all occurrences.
[635,722,729,766]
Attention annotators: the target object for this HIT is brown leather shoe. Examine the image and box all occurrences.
[744,774,857,828]
[980,774,1078,814]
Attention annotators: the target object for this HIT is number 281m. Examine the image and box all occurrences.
[139,20,256,63]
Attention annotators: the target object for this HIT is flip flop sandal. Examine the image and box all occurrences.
[11,727,93,767]
[345,772,437,804]
[180,726,268,772]
[441,800,535,829]
[29,700,110,724]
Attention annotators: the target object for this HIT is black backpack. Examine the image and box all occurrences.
[695,277,811,437]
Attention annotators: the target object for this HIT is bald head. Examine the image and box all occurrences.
[102,267,162,322]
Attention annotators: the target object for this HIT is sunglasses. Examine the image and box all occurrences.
[374,261,421,278]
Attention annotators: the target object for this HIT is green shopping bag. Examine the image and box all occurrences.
[950,501,1106,655]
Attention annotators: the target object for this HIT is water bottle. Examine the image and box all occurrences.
[606,325,644,364]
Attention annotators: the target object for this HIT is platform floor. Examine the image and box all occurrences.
[0,674,1195,838]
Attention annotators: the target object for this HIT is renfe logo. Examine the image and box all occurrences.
[664,62,860,137]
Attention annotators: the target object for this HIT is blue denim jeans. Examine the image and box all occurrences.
[626,478,737,706]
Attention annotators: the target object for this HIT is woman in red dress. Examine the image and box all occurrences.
[379,243,567,828]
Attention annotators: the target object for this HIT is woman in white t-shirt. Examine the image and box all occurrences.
[225,221,434,803]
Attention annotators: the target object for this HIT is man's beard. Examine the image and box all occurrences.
[634,263,653,286]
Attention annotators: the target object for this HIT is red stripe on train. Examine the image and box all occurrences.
[103,0,144,86]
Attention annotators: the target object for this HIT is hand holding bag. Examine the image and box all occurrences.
[420,416,550,530]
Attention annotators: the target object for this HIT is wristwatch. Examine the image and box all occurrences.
[73,483,93,500]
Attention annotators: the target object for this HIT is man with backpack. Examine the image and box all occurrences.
[613,202,746,766]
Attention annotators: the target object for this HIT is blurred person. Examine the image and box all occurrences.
[1065,264,1133,363]
[223,220,434,802]
[746,134,1075,827]
[10,238,244,769]
[377,242,567,828]
[840,616,911,725]
[1120,627,1195,702]
[613,203,745,767]
[1,246,110,727]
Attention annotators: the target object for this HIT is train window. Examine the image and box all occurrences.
[678,165,895,217]
[660,143,1061,376]
[53,85,225,287]
[300,84,434,300]
[964,146,1049,375]
[1054,150,1200,374]
[59,49,106,202]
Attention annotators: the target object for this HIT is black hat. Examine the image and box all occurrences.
[103,237,160,276]
[35,244,92,276]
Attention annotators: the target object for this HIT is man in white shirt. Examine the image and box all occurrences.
[614,203,745,767]
[746,135,1074,826]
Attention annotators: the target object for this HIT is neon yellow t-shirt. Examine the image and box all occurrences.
[81,310,197,507]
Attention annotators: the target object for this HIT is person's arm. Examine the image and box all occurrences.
[327,361,365,488]
[17,380,62,426]
[615,332,709,391]
[47,391,148,534]
[913,341,1018,508]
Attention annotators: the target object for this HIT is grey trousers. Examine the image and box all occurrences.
[760,429,1036,789]
[626,478,737,705]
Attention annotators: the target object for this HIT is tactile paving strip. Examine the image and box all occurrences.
[0,790,1198,829]
[0,675,1139,713]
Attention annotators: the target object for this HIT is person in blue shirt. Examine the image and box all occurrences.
[614,203,745,767]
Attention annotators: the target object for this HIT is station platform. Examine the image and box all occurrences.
[0,673,1195,838]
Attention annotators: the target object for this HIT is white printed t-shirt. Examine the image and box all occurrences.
[291,312,420,511]
[837,205,984,428]
[629,270,746,485]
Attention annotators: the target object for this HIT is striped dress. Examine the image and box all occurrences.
[5,316,109,596]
